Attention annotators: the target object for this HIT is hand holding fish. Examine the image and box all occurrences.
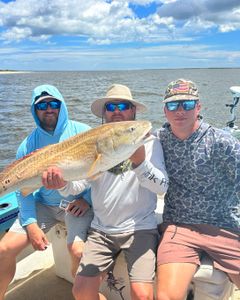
[129,145,146,169]
[42,166,67,190]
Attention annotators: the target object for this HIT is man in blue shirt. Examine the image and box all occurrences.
[0,84,93,300]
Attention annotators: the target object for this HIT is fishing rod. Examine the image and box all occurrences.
[225,86,240,131]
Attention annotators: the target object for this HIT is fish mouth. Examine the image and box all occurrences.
[134,126,152,145]
[142,133,154,143]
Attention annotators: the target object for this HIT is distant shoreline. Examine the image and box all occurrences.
[0,67,240,74]
[0,70,31,74]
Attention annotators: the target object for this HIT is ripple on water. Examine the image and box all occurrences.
[1,69,240,167]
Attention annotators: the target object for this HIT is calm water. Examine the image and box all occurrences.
[1,68,240,170]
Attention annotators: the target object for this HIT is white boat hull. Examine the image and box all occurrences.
[8,199,234,300]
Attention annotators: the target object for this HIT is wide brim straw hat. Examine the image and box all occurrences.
[91,84,147,118]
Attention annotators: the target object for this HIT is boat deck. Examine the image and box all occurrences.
[2,201,240,300]
[5,264,240,300]
[6,266,74,300]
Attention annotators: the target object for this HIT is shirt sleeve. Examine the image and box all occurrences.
[80,187,92,206]
[133,135,169,195]
[58,179,90,197]
[16,141,38,227]
[214,132,240,186]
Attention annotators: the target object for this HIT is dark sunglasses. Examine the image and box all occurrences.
[105,102,133,112]
[165,100,198,111]
[35,100,61,111]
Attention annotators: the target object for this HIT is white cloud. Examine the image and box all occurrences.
[0,0,240,71]
[2,43,240,71]
[1,27,32,42]
[1,0,238,45]
[219,24,237,33]
[157,0,240,33]
[0,1,136,42]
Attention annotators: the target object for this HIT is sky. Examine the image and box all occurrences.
[0,0,240,71]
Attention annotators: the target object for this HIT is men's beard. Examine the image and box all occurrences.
[41,116,58,131]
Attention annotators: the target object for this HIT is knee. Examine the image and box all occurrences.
[134,293,152,300]
[131,288,152,300]
[72,279,89,300]
[72,277,100,300]
[67,243,83,259]
[157,291,184,300]
[157,291,169,300]
[72,284,89,300]
[0,241,11,260]
[0,238,24,263]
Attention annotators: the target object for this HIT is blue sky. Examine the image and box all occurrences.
[0,0,240,70]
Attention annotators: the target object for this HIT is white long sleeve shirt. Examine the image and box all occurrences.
[59,135,168,234]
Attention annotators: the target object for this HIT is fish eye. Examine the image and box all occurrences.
[129,127,135,132]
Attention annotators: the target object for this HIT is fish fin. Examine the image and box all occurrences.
[20,187,38,197]
[87,154,102,177]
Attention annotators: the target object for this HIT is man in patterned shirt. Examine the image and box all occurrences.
[156,78,240,300]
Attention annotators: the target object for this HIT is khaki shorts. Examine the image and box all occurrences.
[157,223,240,275]
[77,228,159,282]
[9,202,93,244]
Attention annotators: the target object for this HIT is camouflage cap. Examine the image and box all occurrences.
[163,78,199,103]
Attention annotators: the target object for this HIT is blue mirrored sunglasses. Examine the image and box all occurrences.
[165,100,198,111]
[35,100,61,111]
[105,102,132,112]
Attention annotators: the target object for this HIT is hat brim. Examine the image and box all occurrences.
[91,97,147,118]
[34,95,62,104]
[163,94,199,103]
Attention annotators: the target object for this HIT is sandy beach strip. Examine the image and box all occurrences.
[0,71,31,74]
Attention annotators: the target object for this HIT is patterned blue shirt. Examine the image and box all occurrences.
[156,122,240,232]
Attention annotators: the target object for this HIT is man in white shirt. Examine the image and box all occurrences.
[42,84,168,300]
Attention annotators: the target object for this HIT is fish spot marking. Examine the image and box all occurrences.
[1,179,11,191]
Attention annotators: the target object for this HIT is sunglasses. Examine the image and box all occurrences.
[35,100,61,111]
[165,100,198,111]
[105,102,133,112]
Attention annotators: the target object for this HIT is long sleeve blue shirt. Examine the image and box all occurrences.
[16,84,91,227]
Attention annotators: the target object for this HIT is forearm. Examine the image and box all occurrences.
[16,191,37,227]
[133,160,168,194]
[58,179,90,197]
